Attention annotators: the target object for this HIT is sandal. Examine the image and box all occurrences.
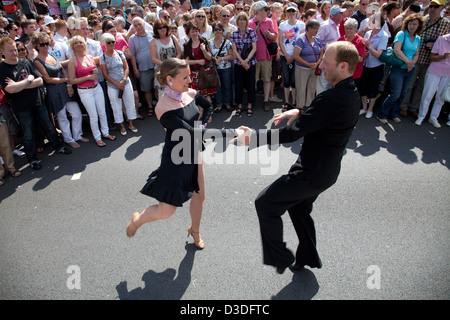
[235,108,242,116]
[104,135,116,141]
[9,169,22,178]
[0,178,4,186]
[96,140,106,147]
[214,106,222,113]
[147,108,154,117]
[247,108,253,117]
[225,105,233,112]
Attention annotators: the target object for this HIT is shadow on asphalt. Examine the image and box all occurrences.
[115,243,198,300]
[271,269,319,300]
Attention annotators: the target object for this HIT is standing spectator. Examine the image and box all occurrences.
[399,0,450,118]
[0,99,22,186]
[351,0,369,28]
[209,21,234,113]
[316,6,345,93]
[150,19,182,99]
[317,1,331,24]
[100,33,138,136]
[293,19,323,109]
[360,13,388,118]
[416,33,450,128]
[0,37,72,170]
[278,2,305,107]
[32,32,87,148]
[230,11,257,116]
[182,21,217,108]
[268,1,283,104]
[248,1,277,112]
[128,17,155,117]
[68,36,115,147]
[377,14,422,124]
[59,0,73,21]
[73,0,91,18]
[193,9,212,39]
[338,18,365,91]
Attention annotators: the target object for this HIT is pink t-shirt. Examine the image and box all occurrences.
[248,17,276,61]
[427,33,450,77]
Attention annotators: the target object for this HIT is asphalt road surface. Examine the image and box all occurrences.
[1,96,449,302]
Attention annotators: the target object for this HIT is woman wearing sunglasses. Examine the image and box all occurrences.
[100,33,138,136]
[32,32,87,148]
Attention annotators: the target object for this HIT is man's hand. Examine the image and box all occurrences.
[273,108,300,126]
[229,126,253,146]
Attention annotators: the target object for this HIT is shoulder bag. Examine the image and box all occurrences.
[379,31,407,68]
[197,42,220,90]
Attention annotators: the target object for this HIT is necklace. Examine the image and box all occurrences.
[164,86,186,105]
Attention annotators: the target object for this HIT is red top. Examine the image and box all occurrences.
[75,55,97,87]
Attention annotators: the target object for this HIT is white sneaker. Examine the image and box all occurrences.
[13,149,25,157]
[359,109,367,116]
[428,118,441,128]
[268,96,283,103]
[414,118,423,126]
[365,111,373,119]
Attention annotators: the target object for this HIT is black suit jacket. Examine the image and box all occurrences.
[253,77,360,189]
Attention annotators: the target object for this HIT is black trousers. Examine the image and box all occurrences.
[255,173,325,269]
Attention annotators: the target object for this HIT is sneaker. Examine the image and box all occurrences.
[376,116,388,124]
[57,146,72,154]
[268,96,283,103]
[359,109,367,116]
[30,161,42,170]
[392,117,401,123]
[365,111,373,119]
[415,118,424,126]
[12,149,25,157]
[428,119,441,128]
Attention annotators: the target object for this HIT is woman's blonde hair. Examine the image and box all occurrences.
[156,58,189,86]
[69,35,87,54]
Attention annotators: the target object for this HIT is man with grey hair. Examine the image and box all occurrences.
[128,17,155,116]
[248,1,278,112]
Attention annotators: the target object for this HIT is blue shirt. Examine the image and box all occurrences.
[394,30,421,69]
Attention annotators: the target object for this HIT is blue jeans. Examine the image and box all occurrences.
[280,56,295,88]
[216,67,233,107]
[378,66,415,119]
[15,104,63,163]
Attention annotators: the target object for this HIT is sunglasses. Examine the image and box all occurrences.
[38,42,50,47]
[150,6,157,9]
[213,28,223,31]
[222,15,230,18]
[106,40,116,45]
[429,5,442,8]
[196,15,206,18]
[236,8,243,11]
[287,9,297,13]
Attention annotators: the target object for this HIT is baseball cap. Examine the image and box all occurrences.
[330,5,345,17]
[43,16,56,26]
[286,3,299,11]
[254,1,268,12]
[430,0,445,5]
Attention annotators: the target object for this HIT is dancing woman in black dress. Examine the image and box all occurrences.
[126,58,235,249]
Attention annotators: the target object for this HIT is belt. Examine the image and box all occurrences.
[78,83,98,89]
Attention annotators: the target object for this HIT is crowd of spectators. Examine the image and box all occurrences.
[0,0,449,186]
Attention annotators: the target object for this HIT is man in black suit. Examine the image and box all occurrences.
[232,41,361,273]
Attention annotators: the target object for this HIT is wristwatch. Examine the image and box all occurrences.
[27,78,32,84]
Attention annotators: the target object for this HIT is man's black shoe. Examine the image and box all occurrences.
[289,264,305,272]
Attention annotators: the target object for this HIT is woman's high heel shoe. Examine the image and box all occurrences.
[187,226,205,249]
[126,212,139,238]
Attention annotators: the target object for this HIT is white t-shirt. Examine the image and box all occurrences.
[278,20,305,56]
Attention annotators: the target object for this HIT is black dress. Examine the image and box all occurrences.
[141,93,232,207]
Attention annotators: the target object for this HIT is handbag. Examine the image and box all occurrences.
[240,31,252,60]
[379,31,407,68]
[259,28,278,56]
[198,60,220,90]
